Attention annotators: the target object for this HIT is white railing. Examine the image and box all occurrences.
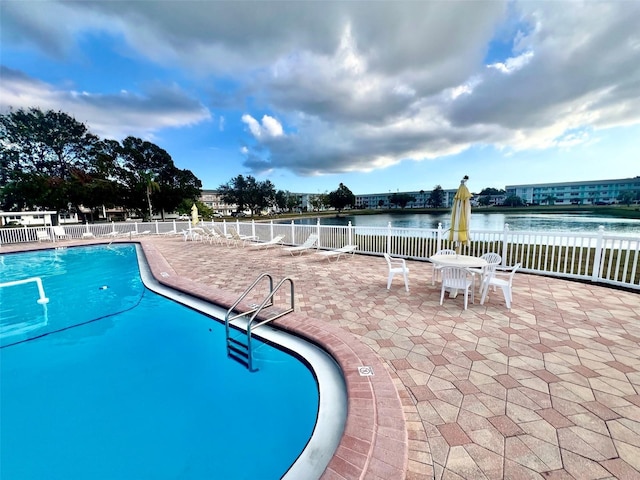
[1,220,638,290]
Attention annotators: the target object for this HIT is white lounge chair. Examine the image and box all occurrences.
[440,266,475,310]
[36,229,51,242]
[249,235,285,249]
[228,227,259,247]
[384,253,409,291]
[52,226,69,240]
[284,234,319,256]
[316,244,357,262]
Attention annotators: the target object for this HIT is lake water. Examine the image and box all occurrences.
[285,212,640,236]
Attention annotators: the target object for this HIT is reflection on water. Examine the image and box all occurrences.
[284,212,640,236]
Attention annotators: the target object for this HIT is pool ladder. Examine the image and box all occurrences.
[225,273,295,372]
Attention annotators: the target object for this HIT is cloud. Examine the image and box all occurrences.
[242,114,284,139]
[2,0,639,178]
[0,67,211,140]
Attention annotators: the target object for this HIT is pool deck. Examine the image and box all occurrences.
[4,236,640,480]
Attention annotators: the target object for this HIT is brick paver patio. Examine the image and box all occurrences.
[4,236,640,479]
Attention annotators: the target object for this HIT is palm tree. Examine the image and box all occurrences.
[141,171,160,220]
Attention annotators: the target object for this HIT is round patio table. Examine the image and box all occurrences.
[429,254,488,269]
[429,254,488,299]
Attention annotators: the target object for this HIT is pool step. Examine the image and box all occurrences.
[227,336,250,368]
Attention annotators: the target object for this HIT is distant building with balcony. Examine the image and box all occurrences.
[355,189,459,209]
[506,177,640,205]
[199,190,239,216]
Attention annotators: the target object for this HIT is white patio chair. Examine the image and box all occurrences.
[431,249,456,285]
[439,266,475,310]
[384,253,409,292]
[468,252,502,293]
[480,263,521,310]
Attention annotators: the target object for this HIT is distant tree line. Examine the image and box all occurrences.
[218,177,357,215]
[0,107,202,222]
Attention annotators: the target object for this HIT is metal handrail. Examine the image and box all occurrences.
[0,277,49,304]
[225,273,273,327]
[224,273,294,371]
[245,277,295,371]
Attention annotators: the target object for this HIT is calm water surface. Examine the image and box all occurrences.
[286,212,640,236]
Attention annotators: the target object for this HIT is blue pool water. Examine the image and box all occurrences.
[0,245,323,479]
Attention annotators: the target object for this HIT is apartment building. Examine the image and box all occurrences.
[355,189,460,209]
[506,177,640,205]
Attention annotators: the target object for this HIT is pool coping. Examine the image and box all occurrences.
[139,240,409,479]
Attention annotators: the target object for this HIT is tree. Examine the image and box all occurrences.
[286,192,300,212]
[309,194,326,211]
[327,183,355,213]
[543,195,557,206]
[246,178,276,215]
[0,107,100,215]
[479,187,506,195]
[428,185,444,208]
[478,196,492,207]
[503,195,525,207]
[274,190,288,212]
[218,175,250,213]
[0,108,202,220]
[388,192,416,209]
[218,175,275,215]
[617,191,636,206]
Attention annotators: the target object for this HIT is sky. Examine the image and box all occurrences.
[1,1,639,195]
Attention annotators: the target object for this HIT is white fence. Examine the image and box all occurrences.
[1,220,638,291]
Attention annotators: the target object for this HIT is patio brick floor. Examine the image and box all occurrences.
[3,236,640,480]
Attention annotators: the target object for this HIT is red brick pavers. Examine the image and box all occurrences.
[4,237,640,479]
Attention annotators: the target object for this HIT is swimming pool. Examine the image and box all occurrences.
[0,244,346,479]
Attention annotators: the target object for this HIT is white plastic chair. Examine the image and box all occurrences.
[384,253,409,292]
[439,267,475,310]
[431,249,456,285]
[480,263,521,309]
[468,252,502,293]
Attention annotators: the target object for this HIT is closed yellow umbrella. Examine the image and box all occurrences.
[449,176,472,253]
[191,203,199,227]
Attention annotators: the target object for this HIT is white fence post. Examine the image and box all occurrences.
[291,220,295,244]
[270,220,274,240]
[436,223,443,252]
[387,222,392,254]
[316,218,321,248]
[501,223,510,266]
[591,225,606,282]
[348,221,353,245]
